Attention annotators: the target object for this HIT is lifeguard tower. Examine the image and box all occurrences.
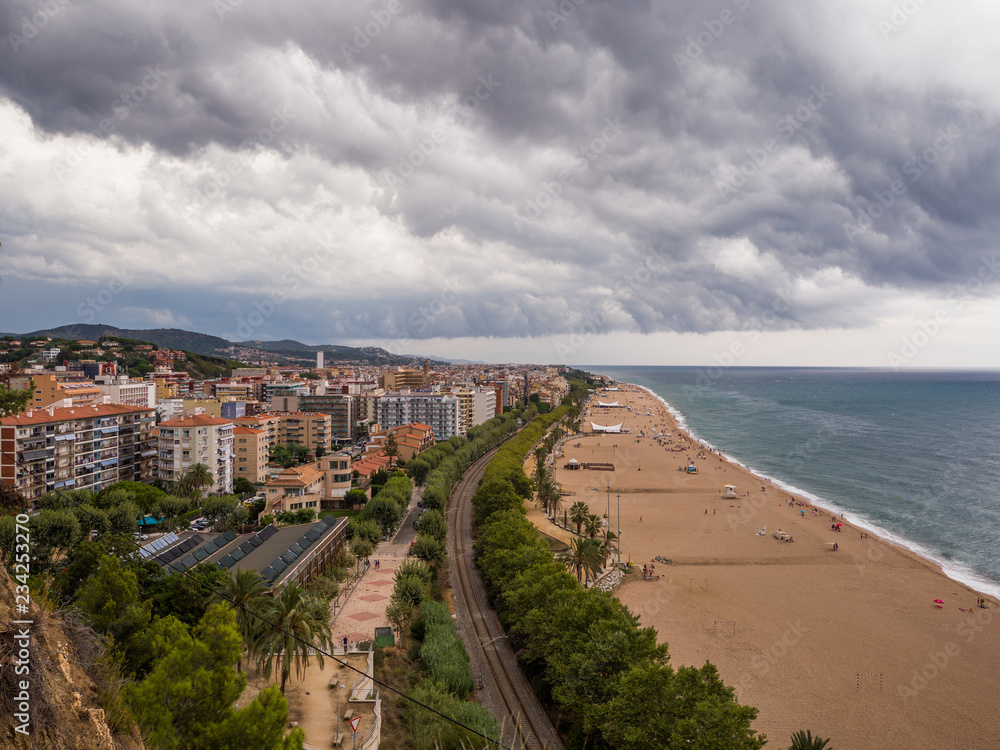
[723,484,737,498]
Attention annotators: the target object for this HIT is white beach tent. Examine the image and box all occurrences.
[597,400,620,407]
[590,421,624,433]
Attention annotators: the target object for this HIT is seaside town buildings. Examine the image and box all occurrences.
[156,414,235,495]
[0,404,157,503]
[2,335,579,514]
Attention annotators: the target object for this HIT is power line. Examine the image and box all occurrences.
[0,447,509,750]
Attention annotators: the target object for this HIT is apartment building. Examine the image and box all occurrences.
[278,412,331,453]
[0,404,156,505]
[95,376,157,408]
[369,423,435,463]
[263,453,353,513]
[234,413,281,450]
[11,373,105,410]
[233,426,268,484]
[378,391,460,440]
[356,387,385,425]
[296,394,357,442]
[447,387,497,435]
[379,367,426,390]
[157,414,234,495]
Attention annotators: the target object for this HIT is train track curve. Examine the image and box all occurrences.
[447,446,565,750]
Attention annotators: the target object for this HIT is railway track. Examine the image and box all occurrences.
[447,446,565,750]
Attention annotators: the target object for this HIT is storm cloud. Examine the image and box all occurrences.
[1,0,998,353]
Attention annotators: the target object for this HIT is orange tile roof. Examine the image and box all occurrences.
[266,463,324,487]
[233,426,264,435]
[159,414,234,427]
[1,403,152,426]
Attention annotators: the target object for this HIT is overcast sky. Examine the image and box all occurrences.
[1,0,999,366]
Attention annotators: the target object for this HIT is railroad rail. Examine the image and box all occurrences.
[447,447,565,750]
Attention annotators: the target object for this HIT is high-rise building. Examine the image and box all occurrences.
[297,394,357,442]
[233,426,268,485]
[157,414,235,494]
[378,391,459,440]
[0,404,156,505]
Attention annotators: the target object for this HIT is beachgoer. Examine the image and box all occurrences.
[343,636,348,653]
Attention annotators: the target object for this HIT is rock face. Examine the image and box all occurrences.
[0,563,144,750]
[593,567,626,591]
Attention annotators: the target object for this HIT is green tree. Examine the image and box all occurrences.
[570,501,589,535]
[145,563,228,628]
[344,488,368,509]
[350,537,374,574]
[406,457,431,486]
[384,433,399,464]
[790,730,832,750]
[107,501,141,537]
[75,555,152,673]
[24,508,83,572]
[128,605,304,750]
[234,476,257,496]
[367,493,403,534]
[211,568,271,673]
[348,517,381,547]
[585,513,603,539]
[415,509,447,543]
[600,529,619,565]
[411,534,444,564]
[252,583,332,694]
[596,661,765,750]
[202,495,240,523]
[0,375,31,417]
[561,538,603,585]
[182,463,215,503]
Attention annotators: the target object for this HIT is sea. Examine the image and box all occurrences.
[587,366,1000,599]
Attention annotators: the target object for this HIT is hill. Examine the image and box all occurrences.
[16,325,436,366]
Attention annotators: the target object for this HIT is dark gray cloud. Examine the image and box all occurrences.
[1,0,999,347]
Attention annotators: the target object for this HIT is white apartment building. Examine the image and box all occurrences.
[96,376,157,409]
[378,391,460,440]
[157,414,235,494]
[448,387,497,435]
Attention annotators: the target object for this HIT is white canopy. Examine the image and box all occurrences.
[590,421,623,433]
[597,400,620,407]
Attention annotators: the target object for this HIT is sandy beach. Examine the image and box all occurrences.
[542,384,1000,749]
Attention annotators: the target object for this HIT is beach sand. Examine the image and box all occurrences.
[542,384,1000,749]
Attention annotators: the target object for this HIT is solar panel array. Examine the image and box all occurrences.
[154,534,204,566]
[260,515,339,583]
[213,523,277,571]
[139,532,179,559]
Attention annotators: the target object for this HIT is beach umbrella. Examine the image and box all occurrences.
[934,599,944,608]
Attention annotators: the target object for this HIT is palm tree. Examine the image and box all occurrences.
[211,569,271,673]
[789,731,832,750]
[253,582,333,694]
[561,538,603,585]
[569,501,589,535]
[599,529,618,566]
[584,513,603,539]
[182,463,214,505]
[533,446,547,478]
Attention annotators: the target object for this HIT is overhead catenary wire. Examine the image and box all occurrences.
[0,447,510,750]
